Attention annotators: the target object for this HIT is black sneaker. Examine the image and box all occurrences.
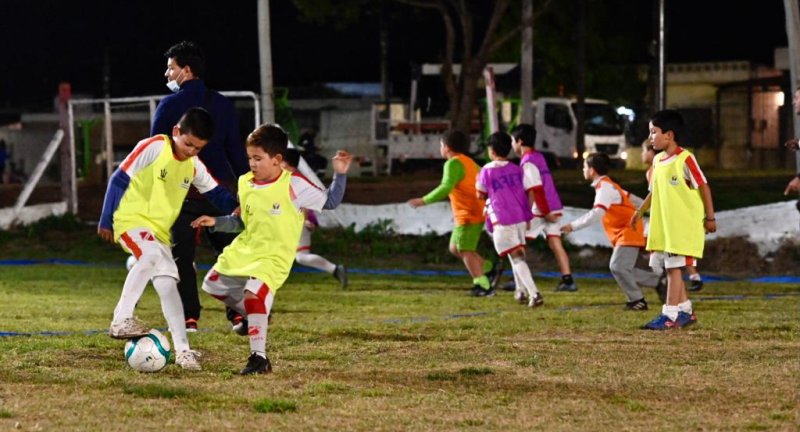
[231,316,249,336]
[688,279,703,292]
[554,280,577,292]
[625,298,649,311]
[333,264,348,289]
[501,280,517,292]
[468,285,496,297]
[239,353,272,375]
[654,274,668,303]
[485,260,504,290]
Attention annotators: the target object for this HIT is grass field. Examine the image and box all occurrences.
[0,262,798,431]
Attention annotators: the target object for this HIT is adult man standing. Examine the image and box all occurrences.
[151,41,249,332]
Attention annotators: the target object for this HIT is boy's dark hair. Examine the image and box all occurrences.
[585,152,610,175]
[441,130,469,154]
[488,132,512,158]
[510,123,537,148]
[177,107,214,141]
[247,124,288,157]
[164,41,206,78]
[283,148,301,168]
[650,109,686,143]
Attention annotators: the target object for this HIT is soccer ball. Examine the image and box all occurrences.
[124,329,171,372]
[125,255,137,271]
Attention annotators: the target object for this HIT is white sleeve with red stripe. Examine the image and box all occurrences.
[683,153,707,188]
[119,137,166,178]
[594,181,621,210]
[289,172,327,212]
[191,158,220,193]
[522,162,543,190]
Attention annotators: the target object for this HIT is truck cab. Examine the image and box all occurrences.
[534,97,628,167]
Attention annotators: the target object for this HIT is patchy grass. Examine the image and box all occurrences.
[0,263,797,430]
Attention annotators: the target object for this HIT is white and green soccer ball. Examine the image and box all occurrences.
[124,329,171,372]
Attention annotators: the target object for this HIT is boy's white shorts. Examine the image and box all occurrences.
[525,216,562,240]
[492,222,528,256]
[119,227,178,280]
[297,227,312,252]
[649,251,698,270]
[202,269,269,298]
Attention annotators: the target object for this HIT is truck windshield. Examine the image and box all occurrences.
[573,103,624,136]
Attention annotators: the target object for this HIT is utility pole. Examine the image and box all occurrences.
[656,0,666,110]
[575,0,586,160]
[520,0,534,124]
[257,0,275,125]
[783,0,800,174]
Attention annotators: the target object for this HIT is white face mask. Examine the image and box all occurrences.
[165,68,185,93]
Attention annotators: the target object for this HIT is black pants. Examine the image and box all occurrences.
[172,199,237,321]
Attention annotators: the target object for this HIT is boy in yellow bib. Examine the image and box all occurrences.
[192,125,353,375]
[97,108,238,370]
[631,110,717,330]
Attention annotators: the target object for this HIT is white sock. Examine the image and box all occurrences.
[113,254,157,322]
[510,255,538,298]
[689,273,702,281]
[152,276,190,353]
[662,304,679,321]
[247,314,268,357]
[296,252,336,274]
[678,300,693,314]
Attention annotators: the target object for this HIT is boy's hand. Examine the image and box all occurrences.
[407,198,425,208]
[97,227,114,243]
[630,213,640,230]
[561,224,573,234]
[232,207,241,217]
[544,213,559,223]
[704,219,717,234]
[191,216,216,228]
[784,176,800,195]
[331,150,354,174]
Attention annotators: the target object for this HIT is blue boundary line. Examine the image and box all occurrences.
[1,258,797,283]
[2,292,798,338]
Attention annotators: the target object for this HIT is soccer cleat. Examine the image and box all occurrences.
[501,280,517,292]
[175,350,202,371]
[240,353,273,375]
[230,314,249,336]
[514,290,528,304]
[333,264,348,289]
[528,293,544,308]
[485,260,504,290]
[109,317,150,339]
[675,311,697,328]
[554,280,578,292]
[468,285,496,297]
[688,279,703,292]
[654,273,668,303]
[642,314,678,330]
[625,299,649,311]
[185,318,198,333]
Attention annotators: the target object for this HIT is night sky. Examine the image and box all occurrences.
[0,0,789,111]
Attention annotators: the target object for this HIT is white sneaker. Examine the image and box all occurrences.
[175,350,202,371]
[109,317,150,339]
[514,290,528,304]
[528,293,544,308]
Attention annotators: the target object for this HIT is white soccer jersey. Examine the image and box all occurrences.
[119,136,218,194]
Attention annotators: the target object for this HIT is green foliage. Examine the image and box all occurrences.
[0,409,12,418]
[253,399,297,414]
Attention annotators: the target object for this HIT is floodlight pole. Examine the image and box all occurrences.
[656,0,667,110]
[520,0,534,124]
[783,0,800,174]
[258,0,276,125]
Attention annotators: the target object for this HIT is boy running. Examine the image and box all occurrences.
[407,130,495,297]
[476,132,543,307]
[98,107,237,370]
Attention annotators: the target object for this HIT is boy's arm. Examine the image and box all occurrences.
[563,183,615,233]
[97,169,130,240]
[192,158,238,214]
[561,208,605,234]
[698,183,716,233]
[322,150,353,209]
[631,192,652,230]
[521,163,550,216]
[409,158,464,207]
[191,214,245,233]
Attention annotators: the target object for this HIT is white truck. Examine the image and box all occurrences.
[531,97,629,167]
